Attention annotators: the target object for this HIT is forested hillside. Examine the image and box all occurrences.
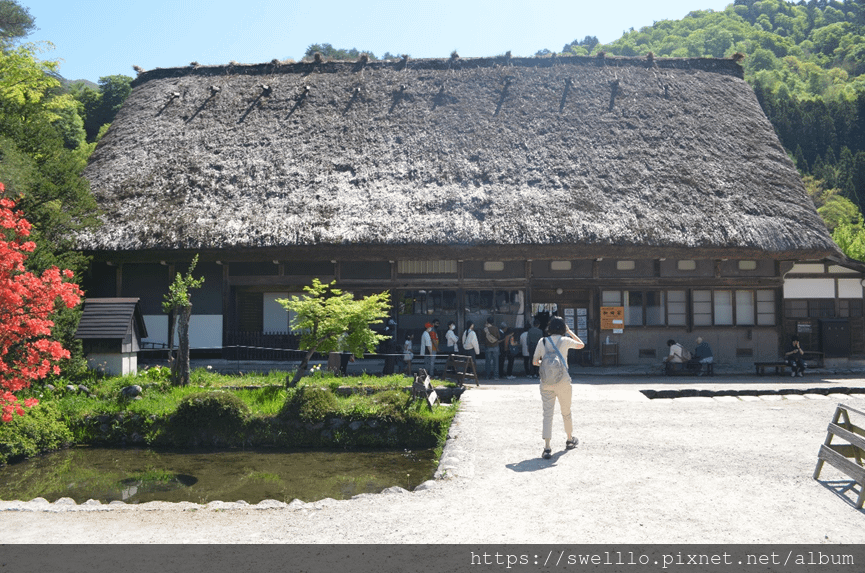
[566,0,865,257]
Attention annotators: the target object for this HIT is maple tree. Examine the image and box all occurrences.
[0,183,81,422]
[278,279,390,387]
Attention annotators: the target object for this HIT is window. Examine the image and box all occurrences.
[693,290,712,326]
[603,290,669,326]
[678,260,697,271]
[616,260,635,271]
[785,299,862,320]
[550,261,572,271]
[397,260,457,274]
[465,289,525,329]
[839,299,864,318]
[601,291,622,306]
[625,291,643,325]
[786,300,808,318]
[756,290,775,325]
[694,289,775,326]
[735,290,754,326]
[483,261,505,272]
[714,290,733,325]
[645,291,665,325]
[809,299,835,318]
[602,289,776,327]
[738,260,757,271]
[667,290,687,326]
[398,290,458,316]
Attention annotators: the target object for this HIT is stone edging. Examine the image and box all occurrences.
[641,386,865,399]
[0,392,471,513]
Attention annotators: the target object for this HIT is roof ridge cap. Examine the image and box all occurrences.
[132,55,743,87]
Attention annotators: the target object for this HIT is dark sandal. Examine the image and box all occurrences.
[542,448,552,459]
[566,437,578,449]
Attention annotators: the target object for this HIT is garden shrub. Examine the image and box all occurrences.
[158,391,250,447]
[173,391,249,427]
[0,402,72,465]
[369,389,412,422]
[282,385,338,423]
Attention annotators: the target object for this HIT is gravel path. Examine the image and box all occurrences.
[1,375,864,544]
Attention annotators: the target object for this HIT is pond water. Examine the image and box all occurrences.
[0,447,438,504]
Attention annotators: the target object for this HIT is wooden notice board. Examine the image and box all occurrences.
[600,306,624,333]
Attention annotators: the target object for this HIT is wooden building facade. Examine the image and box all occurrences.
[83,254,865,367]
[77,54,861,366]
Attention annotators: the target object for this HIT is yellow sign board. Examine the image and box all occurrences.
[600,306,624,332]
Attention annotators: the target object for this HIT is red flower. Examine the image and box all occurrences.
[0,189,81,421]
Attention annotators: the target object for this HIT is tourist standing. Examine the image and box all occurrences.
[526,319,543,378]
[482,317,501,380]
[533,317,584,460]
[520,327,531,377]
[444,321,459,354]
[420,322,436,376]
[461,321,480,360]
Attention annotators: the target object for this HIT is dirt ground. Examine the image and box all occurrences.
[1,374,864,544]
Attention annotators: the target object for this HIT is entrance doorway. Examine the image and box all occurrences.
[531,290,592,365]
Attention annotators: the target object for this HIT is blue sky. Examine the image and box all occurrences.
[24,0,732,83]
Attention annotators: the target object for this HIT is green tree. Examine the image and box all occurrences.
[278,279,390,387]
[304,43,377,61]
[69,75,132,142]
[162,256,204,386]
[0,0,34,43]
[832,216,865,261]
[818,193,859,231]
[562,36,599,55]
[0,43,98,276]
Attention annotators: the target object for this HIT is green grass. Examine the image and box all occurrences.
[1,368,460,463]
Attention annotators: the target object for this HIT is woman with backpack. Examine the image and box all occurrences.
[532,316,584,460]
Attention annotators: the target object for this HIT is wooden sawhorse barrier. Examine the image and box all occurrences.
[412,370,438,410]
[813,403,865,509]
[443,354,479,387]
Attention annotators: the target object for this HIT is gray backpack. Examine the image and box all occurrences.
[539,337,571,385]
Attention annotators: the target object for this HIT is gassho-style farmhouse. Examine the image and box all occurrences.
[75,53,865,372]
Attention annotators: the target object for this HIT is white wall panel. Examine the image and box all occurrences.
[783,278,835,298]
[790,263,825,273]
[186,315,223,349]
[838,279,863,299]
[264,292,290,333]
[142,314,168,347]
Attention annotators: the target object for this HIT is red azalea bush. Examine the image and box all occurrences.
[0,182,82,422]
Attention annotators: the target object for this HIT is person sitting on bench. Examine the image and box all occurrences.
[694,337,713,375]
[784,335,806,377]
[664,339,685,372]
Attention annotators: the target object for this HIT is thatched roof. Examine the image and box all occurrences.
[79,54,840,260]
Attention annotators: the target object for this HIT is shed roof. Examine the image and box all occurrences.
[78,54,841,261]
[75,298,148,340]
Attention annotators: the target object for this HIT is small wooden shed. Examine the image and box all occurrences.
[75,298,148,376]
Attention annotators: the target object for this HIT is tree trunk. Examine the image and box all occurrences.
[174,304,192,386]
[167,308,176,380]
[287,349,316,387]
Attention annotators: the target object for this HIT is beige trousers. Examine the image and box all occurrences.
[540,380,573,440]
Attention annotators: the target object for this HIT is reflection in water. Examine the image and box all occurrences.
[0,447,438,504]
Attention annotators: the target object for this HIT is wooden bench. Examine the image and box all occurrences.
[813,403,865,509]
[754,361,792,376]
[442,354,479,387]
[802,351,825,368]
[665,361,713,376]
